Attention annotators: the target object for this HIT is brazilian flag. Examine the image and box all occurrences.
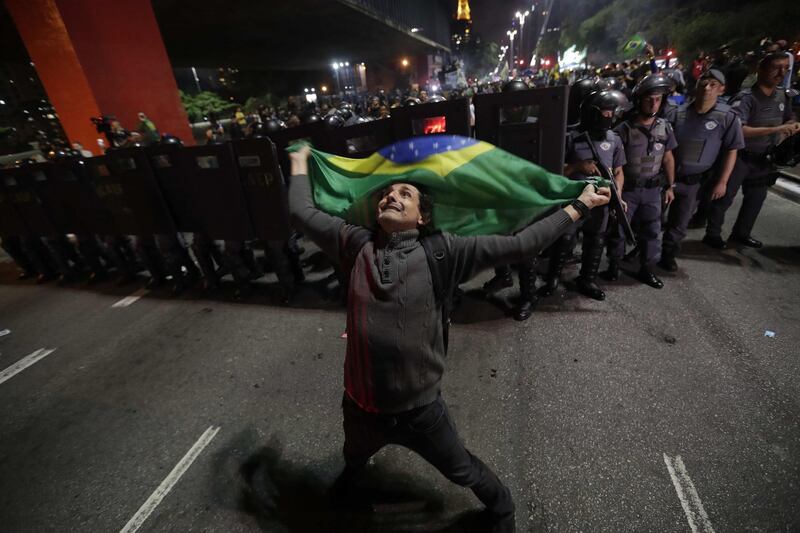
[622,34,647,58]
[288,135,592,236]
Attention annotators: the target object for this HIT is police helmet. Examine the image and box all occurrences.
[325,113,345,128]
[403,97,421,107]
[427,95,446,103]
[568,78,598,126]
[264,118,285,133]
[502,79,528,93]
[248,122,269,139]
[159,134,183,146]
[304,113,322,124]
[597,77,624,92]
[579,90,630,133]
[501,79,530,123]
[632,74,674,116]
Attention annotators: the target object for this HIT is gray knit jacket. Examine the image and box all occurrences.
[289,174,574,413]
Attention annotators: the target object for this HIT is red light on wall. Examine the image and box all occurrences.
[423,116,447,134]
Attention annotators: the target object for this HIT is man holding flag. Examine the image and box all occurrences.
[287,138,610,531]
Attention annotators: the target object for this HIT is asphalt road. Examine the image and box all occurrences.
[0,191,798,533]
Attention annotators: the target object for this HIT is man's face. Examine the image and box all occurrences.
[376,183,426,233]
[640,93,663,116]
[759,57,790,86]
[696,78,724,102]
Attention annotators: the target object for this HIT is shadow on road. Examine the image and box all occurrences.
[227,436,493,533]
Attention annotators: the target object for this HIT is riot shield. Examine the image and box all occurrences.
[473,86,568,173]
[163,143,255,240]
[146,144,203,233]
[41,157,118,235]
[315,118,394,158]
[265,121,326,178]
[231,138,291,241]
[0,170,30,237]
[85,148,175,235]
[0,166,58,237]
[390,99,471,140]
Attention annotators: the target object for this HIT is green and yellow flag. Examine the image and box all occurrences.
[622,34,647,59]
[290,134,590,236]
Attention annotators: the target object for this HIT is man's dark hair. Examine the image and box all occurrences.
[418,186,435,230]
[759,51,788,69]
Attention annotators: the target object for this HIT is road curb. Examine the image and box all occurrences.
[775,167,800,203]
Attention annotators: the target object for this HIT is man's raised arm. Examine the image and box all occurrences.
[288,145,349,262]
[449,185,611,282]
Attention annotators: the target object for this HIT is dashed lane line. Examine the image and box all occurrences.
[111,289,149,308]
[663,453,715,533]
[0,348,57,386]
[119,425,221,533]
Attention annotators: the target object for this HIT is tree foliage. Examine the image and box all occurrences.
[179,90,239,123]
[555,0,800,63]
[460,40,501,80]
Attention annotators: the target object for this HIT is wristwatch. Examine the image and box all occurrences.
[569,199,590,219]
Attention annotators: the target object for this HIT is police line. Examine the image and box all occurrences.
[0,87,570,242]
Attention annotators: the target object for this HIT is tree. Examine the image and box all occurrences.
[461,40,502,80]
[179,90,239,123]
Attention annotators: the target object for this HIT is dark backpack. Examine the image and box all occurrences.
[342,230,457,352]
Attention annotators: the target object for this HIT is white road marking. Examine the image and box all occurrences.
[111,289,149,308]
[0,348,57,385]
[119,425,221,533]
[663,453,715,533]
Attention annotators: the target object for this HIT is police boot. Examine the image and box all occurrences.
[600,258,620,281]
[483,265,513,294]
[513,261,538,321]
[539,235,574,297]
[637,264,664,289]
[575,239,606,301]
[658,244,678,272]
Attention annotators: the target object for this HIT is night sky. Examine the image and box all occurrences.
[468,0,541,46]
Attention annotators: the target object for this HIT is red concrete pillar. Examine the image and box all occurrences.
[6,0,193,155]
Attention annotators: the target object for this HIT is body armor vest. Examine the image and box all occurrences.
[675,105,729,165]
[624,119,670,180]
[735,88,788,154]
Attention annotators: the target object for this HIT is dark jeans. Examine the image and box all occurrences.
[339,393,514,519]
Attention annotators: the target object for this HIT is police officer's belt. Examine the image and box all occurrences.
[676,171,708,185]
[739,150,775,167]
[624,175,663,189]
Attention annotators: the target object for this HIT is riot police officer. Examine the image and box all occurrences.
[482,79,541,320]
[703,51,800,249]
[660,69,744,270]
[541,89,628,301]
[567,78,600,128]
[603,74,678,288]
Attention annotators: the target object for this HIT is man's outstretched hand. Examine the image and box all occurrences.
[579,184,611,209]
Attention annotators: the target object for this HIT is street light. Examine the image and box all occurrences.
[506,29,517,70]
[516,10,530,61]
[401,58,409,67]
